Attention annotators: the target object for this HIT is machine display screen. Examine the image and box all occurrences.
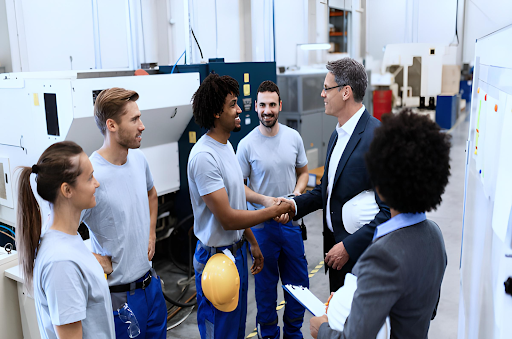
[44,93,60,136]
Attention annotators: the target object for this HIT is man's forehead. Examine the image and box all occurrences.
[224,93,237,103]
[257,91,279,102]
[124,101,141,115]
[324,72,336,84]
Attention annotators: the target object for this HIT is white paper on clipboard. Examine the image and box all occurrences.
[283,284,326,316]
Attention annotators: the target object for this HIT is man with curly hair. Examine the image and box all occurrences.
[285,58,391,292]
[187,73,294,339]
[310,109,450,339]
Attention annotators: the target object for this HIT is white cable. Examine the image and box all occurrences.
[177,276,195,287]
[167,306,195,330]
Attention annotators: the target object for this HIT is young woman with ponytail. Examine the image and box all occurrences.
[16,141,115,339]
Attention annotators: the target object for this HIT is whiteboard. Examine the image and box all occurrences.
[459,24,512,339]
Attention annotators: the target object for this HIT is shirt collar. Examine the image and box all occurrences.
[373,212,426,241]
[335,105,366,136]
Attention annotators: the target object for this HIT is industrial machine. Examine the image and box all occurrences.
[277,70,335,169]
[0,246,22,338]
[0,69,199,338]
[379,43,458,108]
[0,70,199,227]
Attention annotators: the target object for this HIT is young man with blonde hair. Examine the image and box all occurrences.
[82,87,166,339]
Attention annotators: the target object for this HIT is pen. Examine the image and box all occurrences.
[325,293,333,307]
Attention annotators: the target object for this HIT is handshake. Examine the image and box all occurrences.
[264,195,297,224]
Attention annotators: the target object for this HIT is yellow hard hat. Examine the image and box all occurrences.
[202,253,240,312]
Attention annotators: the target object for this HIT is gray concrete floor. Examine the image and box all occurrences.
[158,116,468,339]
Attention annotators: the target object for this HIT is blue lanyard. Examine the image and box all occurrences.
[373,213,427,241]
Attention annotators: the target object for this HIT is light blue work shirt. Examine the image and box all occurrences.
[82,149,154,286]
[188,134,245,247]
[373,212,427,241]
[34,230,115,339]
[237,123,308,211]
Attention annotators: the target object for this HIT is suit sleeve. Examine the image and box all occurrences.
[342,180,391,262]
[318,322,343,339]
[293,130,337,219]
[293,176,323,219]
[340,245,401,339]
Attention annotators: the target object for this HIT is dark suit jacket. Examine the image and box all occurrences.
[318,219,448,339]
[294,109,390,265]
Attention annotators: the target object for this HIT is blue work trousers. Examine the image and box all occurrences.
[194,240,249,339]
[252,220,309,339]
[113,271,167,339]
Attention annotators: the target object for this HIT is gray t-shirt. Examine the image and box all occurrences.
[187,134,245,247]
[34,230,115,339]
[237,124,308,210]
[82,150,154,286]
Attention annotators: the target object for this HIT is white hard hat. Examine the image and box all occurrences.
[342,190,379,234]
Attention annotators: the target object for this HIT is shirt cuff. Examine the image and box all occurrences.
[292,198,298,217]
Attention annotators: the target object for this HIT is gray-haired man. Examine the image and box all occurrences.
[287,58,391,292]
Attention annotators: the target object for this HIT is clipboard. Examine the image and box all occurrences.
[283,284,327,316]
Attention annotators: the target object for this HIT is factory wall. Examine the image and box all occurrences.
[366,0,457,64]
[6,0,511,73]
[0,0,12,72]
[186,0,241,63]
[462,0,512,65]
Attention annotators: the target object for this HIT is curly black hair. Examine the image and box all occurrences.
[257,80,281,102]
[365,109,451,213]
[191,73,240,130]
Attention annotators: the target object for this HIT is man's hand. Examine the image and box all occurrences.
[310,315,329,339]
[275,198,295,217]
[274,213,290,224]
[292,190,302,196]
[325,241,349,270]
[273,198,296,223]
[148,233,156,261]
[250,244,264,275]
[92,253,113,275]
[261,195,280,208]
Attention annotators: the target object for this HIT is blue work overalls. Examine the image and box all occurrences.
[252,220,309,339]
[194,240,249,339]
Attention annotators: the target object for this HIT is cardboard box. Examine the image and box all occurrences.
[441,65,461,94]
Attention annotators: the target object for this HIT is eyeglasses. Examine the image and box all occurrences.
[323,84,350,93]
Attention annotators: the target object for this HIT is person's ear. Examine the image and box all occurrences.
[343,87,352,101]
[106,118,118,133]
[60,182,73,199]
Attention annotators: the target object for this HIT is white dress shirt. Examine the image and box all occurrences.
[325,105,366,232]
[291,105,365,229]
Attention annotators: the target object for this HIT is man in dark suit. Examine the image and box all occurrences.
[310,109,450,339]
[285,58,390,292]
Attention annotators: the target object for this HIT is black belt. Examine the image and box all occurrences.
[109,271,152,293]
[199,234,246,256]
